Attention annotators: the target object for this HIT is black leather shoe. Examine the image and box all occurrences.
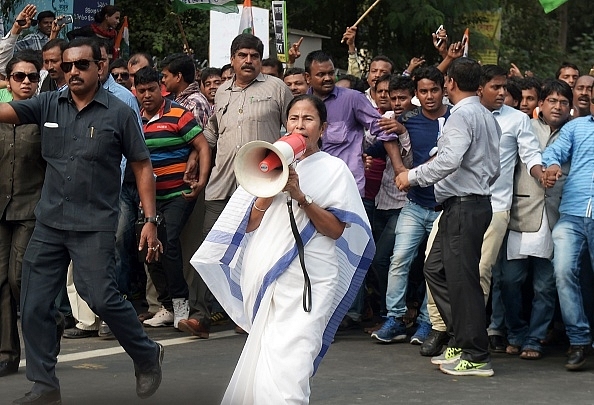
[13,390,61,404]
[488,335,507,353]
[566,345,589,370]
[420,329,449,357]
[0,360,19,377]
[62,327,98,339]
[136,343,164,399]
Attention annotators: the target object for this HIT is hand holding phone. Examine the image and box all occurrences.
[56,15,73,26]
[435,25,445,47]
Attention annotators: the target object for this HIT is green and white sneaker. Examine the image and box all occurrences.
[431,347,462,365]
[439,359,494,377]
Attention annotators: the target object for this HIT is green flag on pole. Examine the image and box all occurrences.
[171,0,239,14]
[539,0,568,13]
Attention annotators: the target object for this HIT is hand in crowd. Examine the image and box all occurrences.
[362,153,372,171]
[288,37,304,65]
[395,170,410,192]
[509,63,523,78]
[542,164,562,188]
[446,41,465,60]
[283,166,304,202]
[379,116,406,135]
[12,4,37,35]
[182,160,204,200]
[342,26,357,52]
[407,57,426,73]
[50,16,67,40]
[139,224,163,263]
[432,27,448,58]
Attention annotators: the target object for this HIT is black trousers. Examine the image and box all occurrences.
[424,197,492,362]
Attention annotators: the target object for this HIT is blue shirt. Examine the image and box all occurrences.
[542,115,594,218]
[401,106,450,208]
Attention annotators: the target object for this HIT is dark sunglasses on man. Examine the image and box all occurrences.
[60,59,100,73]
[112,72,130,81]
[10,72,41,83]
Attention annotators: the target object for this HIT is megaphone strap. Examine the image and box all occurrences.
[287,198,312,313]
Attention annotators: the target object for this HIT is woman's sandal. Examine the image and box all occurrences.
[520,349,543,360]
[506,344,521,355]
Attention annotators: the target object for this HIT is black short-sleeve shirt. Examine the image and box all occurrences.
[9,86,150,232]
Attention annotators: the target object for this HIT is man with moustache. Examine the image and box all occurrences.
[0,37,164,404]
[40,38,67,92]
[572,75,594,118]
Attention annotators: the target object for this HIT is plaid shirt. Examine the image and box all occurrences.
[174,81,212,128]
[15,30,49,52]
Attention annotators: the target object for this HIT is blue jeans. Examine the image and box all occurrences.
[500,248,556,351]
[386,200,438,322]
[371,209,401,315]
[552,214,594,346]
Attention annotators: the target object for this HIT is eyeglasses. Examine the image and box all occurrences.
[111,72,130,81]
[545,98,570,108]
[10,72,41,83]
[60,59,99,73]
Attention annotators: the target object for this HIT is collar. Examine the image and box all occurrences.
[306,84,338,100]
[450,95,479,113]
[58,84,109,109]
[225,72,266,91]
[141,98,170,122]
[177,81,202,98]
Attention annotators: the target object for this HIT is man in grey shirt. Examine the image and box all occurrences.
[396,57,501,377]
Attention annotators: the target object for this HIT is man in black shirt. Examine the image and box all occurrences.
[0,38,164,404]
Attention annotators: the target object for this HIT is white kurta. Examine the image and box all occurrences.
[191,152,374,405]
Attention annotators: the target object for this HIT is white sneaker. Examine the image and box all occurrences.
[172,298,189,329]
[143,306,173,327]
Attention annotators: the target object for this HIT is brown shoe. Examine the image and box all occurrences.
[138,312,156,322]
[177,318,209,339]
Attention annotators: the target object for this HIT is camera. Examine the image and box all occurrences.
[56,15,73,26]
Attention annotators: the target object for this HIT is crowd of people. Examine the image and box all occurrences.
[1,3,594,404]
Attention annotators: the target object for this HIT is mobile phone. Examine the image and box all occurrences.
[56,15,73,26]
[16,19,27,26]
[435,25,445,47]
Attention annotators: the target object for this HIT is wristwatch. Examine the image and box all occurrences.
[144,216,159,224]
[298,195,313,208]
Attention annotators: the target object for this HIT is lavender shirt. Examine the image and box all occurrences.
[308,85,395,196]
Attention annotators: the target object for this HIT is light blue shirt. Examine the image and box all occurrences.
[542,115,594,218]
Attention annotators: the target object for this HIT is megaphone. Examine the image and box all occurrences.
[234,133,307,198]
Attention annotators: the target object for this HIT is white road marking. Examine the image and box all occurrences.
[18,330,237,368]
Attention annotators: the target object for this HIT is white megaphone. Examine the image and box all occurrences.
[234,132,307,198]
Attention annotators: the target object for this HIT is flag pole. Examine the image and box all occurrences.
[341,0,382,43]
[171,12,193,56]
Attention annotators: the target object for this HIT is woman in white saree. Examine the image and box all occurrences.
[191,94,374,404]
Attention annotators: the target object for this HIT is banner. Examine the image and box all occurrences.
[539,0,568,14]
[171,0,239,14]
[272,1,288,63]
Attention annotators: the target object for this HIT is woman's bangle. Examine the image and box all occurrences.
[253,203,267,212]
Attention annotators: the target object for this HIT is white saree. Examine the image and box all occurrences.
[191,151,374,405]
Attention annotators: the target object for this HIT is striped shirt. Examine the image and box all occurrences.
[542,115,594,218]
[142,98,202,200]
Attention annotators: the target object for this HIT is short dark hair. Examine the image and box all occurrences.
[134,66,160,87]
[447,57,481,92]
[540,79,572,102]
[555,61,579,79]
[506,77,522,106]
[41,38,67,54]
[520,77,542,98]
[304,50,333,74]
[7,50,42,77]
[262,58,284,76]
[284,67,305,79]
[200,67,222,85]
[230,33,264,58]
[221,63,232,74]
[37,10,55,21]
[129,53,154,68]
[374,73,392,91]
[480,64,507,87]
[94,5,120,23]
[370,55,394,73]
[287,94,327,124]
[336,74,365,93]
[63,37,101,61]
[413,66,444,89]
[109,58,128,71]
[389,75,415,96]
[161,53,196,84]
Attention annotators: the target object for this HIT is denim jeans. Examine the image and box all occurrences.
[386,200,438,323]
[500,242,556,351]
[552,214,594,346]
[371,209,401,315]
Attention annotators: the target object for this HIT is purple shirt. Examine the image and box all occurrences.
[308,85,395,196]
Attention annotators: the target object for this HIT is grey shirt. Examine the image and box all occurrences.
[408,96,501,203]
[203,73,293,201]
[9,86,150,232]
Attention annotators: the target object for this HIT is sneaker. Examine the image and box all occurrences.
[143,306,173,327]
[410,321,432,345]
[431,347,462,365]
[210,311,230,326]
[439,358,494,377]
[420,329,449,356]
[370,316,407,343]
[98,321,114,339]
[172,298,190,329]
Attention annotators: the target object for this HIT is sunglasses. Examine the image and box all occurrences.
[10,72,41,83]
[111,72,130,81]
[60,59,100,73]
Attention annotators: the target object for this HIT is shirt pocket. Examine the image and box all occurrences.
[81,128,117,161]
[41,126,64,159]
[323,121,348,146]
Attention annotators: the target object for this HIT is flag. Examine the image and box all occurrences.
[539,0,568,13]
[238,0,254,35]
[114,16,129,59]
[462,28,469,58]
[171,0,239,14]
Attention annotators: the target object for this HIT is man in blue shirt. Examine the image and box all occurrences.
[542,85,594,371]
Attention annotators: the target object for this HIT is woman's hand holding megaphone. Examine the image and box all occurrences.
[283,167,305,204]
